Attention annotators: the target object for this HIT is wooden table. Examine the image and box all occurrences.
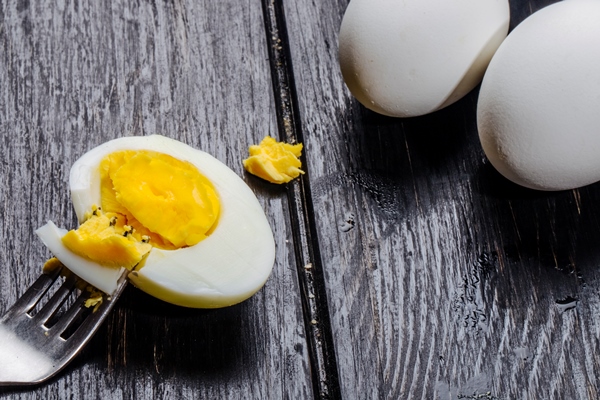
[1,0,598,398]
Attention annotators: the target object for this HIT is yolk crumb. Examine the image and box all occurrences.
[61,150,221,269]
[84,286,104,312]
[242,136,304,184]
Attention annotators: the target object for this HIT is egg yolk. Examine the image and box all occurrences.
[61,150,220,269]
[243,136,304,184]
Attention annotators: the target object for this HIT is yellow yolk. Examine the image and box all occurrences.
[243,136,304,184]
[61,150,220,268]
[62,210,152,269]
[84,287,104,312]
[42,257,63,273]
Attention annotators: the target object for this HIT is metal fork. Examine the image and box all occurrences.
[0,264,128,386]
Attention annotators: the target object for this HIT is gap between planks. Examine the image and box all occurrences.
[260,1,342,399]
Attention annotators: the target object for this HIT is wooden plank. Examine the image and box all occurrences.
[282,0,600,398]
[0,1,312,398]
[261,1,341,398]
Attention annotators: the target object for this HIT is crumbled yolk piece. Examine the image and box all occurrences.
[84,286,104,312]
[62,150,220,269]
[243,136,304,184]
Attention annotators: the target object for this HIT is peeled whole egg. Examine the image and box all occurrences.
[338,0,510,118]
[36,135,276,308]
[477,0,600,191]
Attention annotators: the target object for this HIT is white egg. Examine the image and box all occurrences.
[477,0,600,191]
[36,135,276,308]
[338,0,510,117]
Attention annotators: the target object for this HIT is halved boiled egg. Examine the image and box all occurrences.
[35,135,276,308]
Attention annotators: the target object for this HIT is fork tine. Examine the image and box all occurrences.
[32,273,78,326]
[46,291,88,337]
[1,267,62,320]
[65,276,128,347]
[0,268,129,386]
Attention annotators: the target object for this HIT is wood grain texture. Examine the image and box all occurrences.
[282,0,600,398]
[261,1,341,397]
[0,1,312,399]
[3,0,600,399]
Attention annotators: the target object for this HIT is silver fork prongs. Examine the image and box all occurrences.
[0,265,127,386]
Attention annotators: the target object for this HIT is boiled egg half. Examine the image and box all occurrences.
[35,135,275,308]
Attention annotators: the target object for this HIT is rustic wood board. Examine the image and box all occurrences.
[3,0,600,399]
[0,1,312,399]
[282,0,600,398]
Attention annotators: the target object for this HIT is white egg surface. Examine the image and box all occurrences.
[36,135,276,308]
[477,0,600,191]
[338,0,510,117]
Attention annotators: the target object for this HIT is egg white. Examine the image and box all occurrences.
[36,135,276,308]
[477,0,600,191]
[338,0,510,117]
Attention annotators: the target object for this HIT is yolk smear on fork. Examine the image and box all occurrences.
[61,150,221,269]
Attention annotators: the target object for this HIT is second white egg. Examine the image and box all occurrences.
[477,0,600,191]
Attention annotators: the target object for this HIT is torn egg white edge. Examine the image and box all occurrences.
[35,221,125,296]
[65,134,276,307]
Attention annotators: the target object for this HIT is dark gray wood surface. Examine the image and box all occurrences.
[2,0,599,399]
[0,1,312,399]
[284,0,600,399]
